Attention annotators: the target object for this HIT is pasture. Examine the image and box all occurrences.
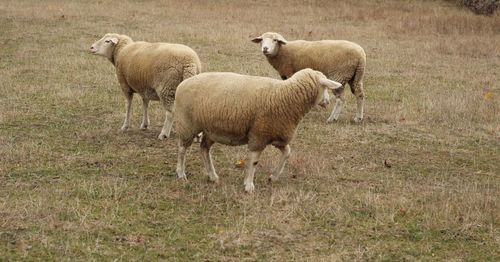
[0,0,499,260]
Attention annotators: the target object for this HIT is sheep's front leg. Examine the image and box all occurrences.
[269,145,291,182]
[158,110,174,140]
[327,89,345,123]
[244,151,262,193]
[200,136,219,183]
[121,92,133,131]
[140,97,150,130]
[194,132,203,143]
[176,141,188,180]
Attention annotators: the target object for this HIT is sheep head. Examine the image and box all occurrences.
[251,32,287,57]
[89,33,120,59]
[295,69,342,108]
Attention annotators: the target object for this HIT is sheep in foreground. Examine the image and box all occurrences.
[90,33,201,139]
[252,32,366,123]
[174,68,342,192]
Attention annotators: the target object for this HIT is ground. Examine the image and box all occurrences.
[0,0,499,260]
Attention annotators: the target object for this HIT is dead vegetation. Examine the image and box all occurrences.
[0,0,499,260]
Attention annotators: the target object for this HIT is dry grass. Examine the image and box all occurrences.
[1,0,499,260]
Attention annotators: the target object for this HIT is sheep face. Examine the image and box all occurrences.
[252,32,287,57]
[90,34,119,59]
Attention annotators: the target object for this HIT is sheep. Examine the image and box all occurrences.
[174,68,342,192]
[89,33,202,139]
[251,32,366,123]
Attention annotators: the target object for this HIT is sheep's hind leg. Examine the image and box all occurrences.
[244,151,262,193]
[269,145,291,182]
[158,110,174,140]
[326,88,345,123]
[140,97,150,130]
[354,96,364,123]
[121,92,133,131]
[353,82,364,123]
[156,77,177,140]
[200,136,219,183]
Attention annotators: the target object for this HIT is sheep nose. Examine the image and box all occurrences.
[263,47,268,53]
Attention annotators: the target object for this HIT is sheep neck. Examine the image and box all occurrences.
[268,77,318,124]
[110,36,133,65]
[266,45,293,77]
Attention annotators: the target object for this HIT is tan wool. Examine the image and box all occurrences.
[252,32,366,123]
[90,33,202,139]
[173,68,342,192]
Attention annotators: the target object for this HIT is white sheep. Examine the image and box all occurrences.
[90,33,202,139]
[251,32,366,123]
[174,68,342,192]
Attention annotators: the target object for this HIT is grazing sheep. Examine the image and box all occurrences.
[174,68,342,192]
[251,32,366,123]
[90,33,201,139]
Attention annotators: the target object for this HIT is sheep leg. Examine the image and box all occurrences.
[269,145,291,182]
[140,97,150,130]
[353,83,364,123]
[194,132,203,143]
[326,89,345,123]
[244,151,262,193]
[121,92,133,131]
[200,136,219,183]
[158,110,174,140]
[354,96,364,123]
[176,141,188,180]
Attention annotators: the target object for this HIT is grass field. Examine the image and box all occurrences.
[1,0,499,260]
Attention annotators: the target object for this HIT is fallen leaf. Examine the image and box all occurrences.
[484,91,493,101]
[235,159,246,168]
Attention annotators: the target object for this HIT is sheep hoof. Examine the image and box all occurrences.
[244,183,255,193]
[268,175,278,182]
[140,125,148,130]
[208,176,219,184]
[353,117,363,123]
[177,172,187,180]
[120,125,129,131]
[158,133,168,140]
[326,118,337,124]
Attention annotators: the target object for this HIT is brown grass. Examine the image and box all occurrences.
[1,0,499,260]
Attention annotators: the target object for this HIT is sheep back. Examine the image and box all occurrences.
[270,40,365,83]
[115,42,201,103]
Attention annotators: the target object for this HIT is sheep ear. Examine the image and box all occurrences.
[319,78,342,90]
[276,35,287,45]
[277,38,287,45]
[109,37,118,45]
[251,36,263,43]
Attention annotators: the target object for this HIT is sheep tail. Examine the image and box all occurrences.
[354,59,365,85]
[350,58,366,97]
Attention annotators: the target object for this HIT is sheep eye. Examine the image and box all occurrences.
[273,39,277,42]
[105,40,110,43]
